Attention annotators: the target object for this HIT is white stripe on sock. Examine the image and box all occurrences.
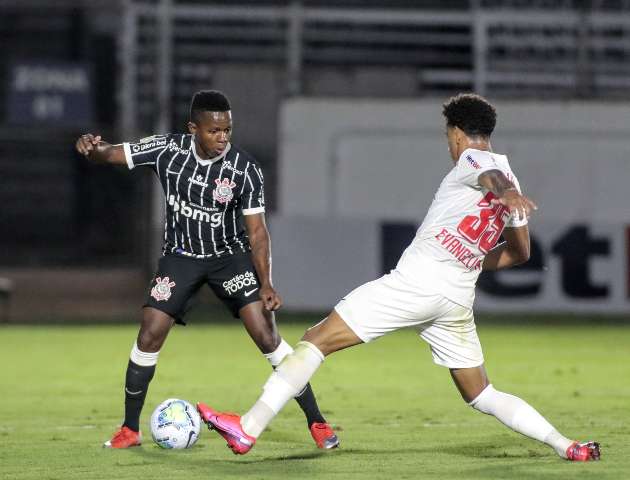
[130,342,160,367]
[264,339,293,367]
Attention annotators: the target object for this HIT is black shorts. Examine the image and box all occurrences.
[144,252,261,324]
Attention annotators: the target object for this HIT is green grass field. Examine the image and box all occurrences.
[1,311,628,480]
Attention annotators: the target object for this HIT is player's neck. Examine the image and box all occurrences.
[459,139,491,156]
[192,137,231,163]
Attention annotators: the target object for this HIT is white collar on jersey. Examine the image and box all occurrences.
[191,138,231,166]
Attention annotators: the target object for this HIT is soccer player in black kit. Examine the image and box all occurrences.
[75,90,339,450]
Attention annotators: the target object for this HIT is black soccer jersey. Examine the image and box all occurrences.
[123,133,265,259]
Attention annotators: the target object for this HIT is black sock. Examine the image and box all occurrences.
[294,383,326,427]
[122,360,155,432]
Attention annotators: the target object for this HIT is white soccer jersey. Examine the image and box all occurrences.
[395,148,528,308]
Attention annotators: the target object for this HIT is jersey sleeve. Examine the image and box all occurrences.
[241,162,265,215]
[455,150,501,188]
[122,134,172,170]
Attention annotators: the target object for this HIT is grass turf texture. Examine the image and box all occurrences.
[1,311,627,480]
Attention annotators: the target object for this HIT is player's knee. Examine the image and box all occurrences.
[137,308,173,351]
[137,333,160,352]
[301,336,330,356]
[301,311,361,356]
[302,321,330,352]
[137,327,168,352]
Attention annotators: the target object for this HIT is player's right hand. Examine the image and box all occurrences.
[259,285,283,312]
[492,189,538,222]
[75,133,102,156]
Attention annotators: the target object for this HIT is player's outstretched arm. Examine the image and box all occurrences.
[482,225,530,271]
[244,213,283,311]
[478,169,537,222]
[75,133,127,166]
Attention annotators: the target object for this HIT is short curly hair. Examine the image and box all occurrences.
[442,93,496,137]
[190,90,231,122]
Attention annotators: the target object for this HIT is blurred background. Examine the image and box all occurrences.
[0,0,628,322]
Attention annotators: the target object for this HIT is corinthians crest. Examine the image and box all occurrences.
[213,178,237,204]
[151,276,176,302]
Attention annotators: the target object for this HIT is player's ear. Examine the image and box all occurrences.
[454,126,465,146]
[187,121,197,135]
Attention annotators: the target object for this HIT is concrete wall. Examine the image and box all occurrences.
[272,98,630,313]
[278,99,630,224]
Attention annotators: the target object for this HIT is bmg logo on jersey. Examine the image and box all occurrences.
[223,271,258,295]
[168,195,222,227]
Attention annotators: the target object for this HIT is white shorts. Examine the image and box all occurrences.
[334,270,484,369]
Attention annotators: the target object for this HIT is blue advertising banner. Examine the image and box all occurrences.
[7,62,93,126]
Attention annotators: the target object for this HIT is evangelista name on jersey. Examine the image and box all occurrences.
[395,148,528,309]
[123,134,265,259]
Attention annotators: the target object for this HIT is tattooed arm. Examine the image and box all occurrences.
[482,225,530,271]
[478,169,537,222]
[478,169,536,270]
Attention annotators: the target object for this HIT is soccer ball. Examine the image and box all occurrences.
[150,398,201,449]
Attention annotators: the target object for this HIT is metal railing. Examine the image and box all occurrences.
[120,1,630,135]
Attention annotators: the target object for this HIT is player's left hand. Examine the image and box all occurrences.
[259,285,282,311]
[492,189,538,221]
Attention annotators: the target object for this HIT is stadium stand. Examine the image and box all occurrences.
[0,0,629,318]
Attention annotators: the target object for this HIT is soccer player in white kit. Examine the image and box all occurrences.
[197,93,600,461]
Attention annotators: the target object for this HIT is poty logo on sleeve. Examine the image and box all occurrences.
[151,276,176,301]
[466,155,482,170]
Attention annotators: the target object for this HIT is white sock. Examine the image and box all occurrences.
[130,342,160,366]
[543,429,574,459]
[241,341,324,438]
[263,338,309,397]
[263,339,293,367]
[469,384,573,458]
